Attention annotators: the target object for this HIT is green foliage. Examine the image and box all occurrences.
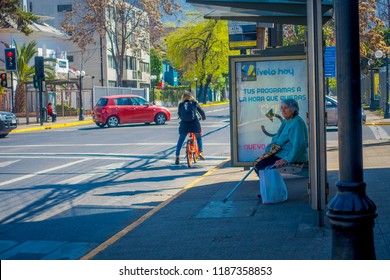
[150,48,162,83]
[0,0,39,35]
[164,19,233,102]
[327,78,337,94]
[159,86,189,105]
[55,103,78,116]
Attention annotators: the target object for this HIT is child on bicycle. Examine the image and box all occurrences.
[175,92,206,165]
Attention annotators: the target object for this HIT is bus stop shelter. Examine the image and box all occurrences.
[187,0,377,259]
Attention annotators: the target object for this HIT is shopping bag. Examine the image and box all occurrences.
[259,166,288,204]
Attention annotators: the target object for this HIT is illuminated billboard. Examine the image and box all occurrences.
[230,55,308,166]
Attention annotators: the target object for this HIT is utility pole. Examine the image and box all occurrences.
[326,0,377,259]
[35,56,45,126]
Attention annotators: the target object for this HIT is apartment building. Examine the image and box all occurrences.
[24,0,152,88]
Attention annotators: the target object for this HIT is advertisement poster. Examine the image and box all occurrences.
[230,56,308,166]
[374,72,381,100]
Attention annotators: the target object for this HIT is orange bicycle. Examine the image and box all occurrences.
[185,132,200,168]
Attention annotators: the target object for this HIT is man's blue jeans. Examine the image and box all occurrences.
[175,133,203,157]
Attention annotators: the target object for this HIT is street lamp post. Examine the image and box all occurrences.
[194,78,198,99]
[75,70,85,121]
[368,58,376,111]
[91,75,95,107]
[385,52,390,118]
[150,75,157,104]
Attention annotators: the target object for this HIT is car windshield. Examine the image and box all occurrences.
[131,97,148,106]
[96,98,108,106]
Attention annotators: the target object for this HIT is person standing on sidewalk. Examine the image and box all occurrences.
[253,98,308,173]
[175,92,206,165]
[46,103,57,123]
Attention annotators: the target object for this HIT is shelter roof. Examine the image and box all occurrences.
[187,0,333,25]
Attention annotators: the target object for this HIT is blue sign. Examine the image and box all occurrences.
[324,46,336,78]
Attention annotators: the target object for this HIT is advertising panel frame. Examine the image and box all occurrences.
[230,54,308,167]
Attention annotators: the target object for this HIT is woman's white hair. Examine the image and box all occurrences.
[281,98,299,116]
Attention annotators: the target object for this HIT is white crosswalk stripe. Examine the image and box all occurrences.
[0,160,20,167]
[368,125,390,140]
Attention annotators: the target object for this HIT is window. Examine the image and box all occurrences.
[125,56,137,70]
[114,97,131,106]
[131,97,148,106]
[96,98,108,106]
[108,56,115,68]
[57,5,72,12]
[67,55,74,62]
[139,62,150,73]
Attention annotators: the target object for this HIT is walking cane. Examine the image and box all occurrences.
[222,166,255,203]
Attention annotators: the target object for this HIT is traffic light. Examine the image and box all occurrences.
[33,74,39,88]
[4,48,17,71]
[35,56,44,78]
[0,73,7,88]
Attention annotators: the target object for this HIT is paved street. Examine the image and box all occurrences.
[0,104,231,259]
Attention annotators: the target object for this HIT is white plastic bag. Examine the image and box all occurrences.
[259,166,288,204]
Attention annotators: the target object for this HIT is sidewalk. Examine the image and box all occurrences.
[79,110,389,260]
[11,115,94,134]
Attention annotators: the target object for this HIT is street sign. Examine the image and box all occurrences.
[324,46,336,78]
[228,21,257,50]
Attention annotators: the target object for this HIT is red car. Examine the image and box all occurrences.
[92,95,171,128]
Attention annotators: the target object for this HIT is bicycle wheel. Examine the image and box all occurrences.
[186,140,193,168]
[193,141,199,163]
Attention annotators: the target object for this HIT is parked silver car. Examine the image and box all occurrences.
[0,111,17,138]
[325,96,366,126]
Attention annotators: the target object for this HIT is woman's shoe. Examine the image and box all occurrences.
[198,153,206,160]
[175,157,180,165]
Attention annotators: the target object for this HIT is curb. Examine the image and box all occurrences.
[364,122,390,126]
[80,158,231,260]
[10,120,94,133]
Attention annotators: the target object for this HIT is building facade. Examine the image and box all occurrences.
[24,0,152,89]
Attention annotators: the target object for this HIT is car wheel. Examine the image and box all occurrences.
[0,134,7,138]
[155,113,167,125]
[95,122,106,128]
[107,116,119,127]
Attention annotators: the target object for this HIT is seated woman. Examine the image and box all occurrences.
[46,102,57,123]
[254,98,308,174]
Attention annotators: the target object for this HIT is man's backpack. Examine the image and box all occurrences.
[181,100,197,122]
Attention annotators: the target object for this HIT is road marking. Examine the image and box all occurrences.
[0,159,89,187]
[368,125,390,140]
[0,142,229,148]
[95,162,127,170]
[80,158,231,260]
[55,162,127,185]
[0,160,20,167]
[0,154,229,161]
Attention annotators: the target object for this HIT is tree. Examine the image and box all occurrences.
[164,19,233,103]
[62,0,181,87]
[284,0,388,69]
[376,0,390,28]
[0,0,38,35]
[150,48,162,83]
[359,0,389,59]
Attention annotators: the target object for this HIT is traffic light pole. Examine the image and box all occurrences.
[10,71,14,113]
[38,76,43,126]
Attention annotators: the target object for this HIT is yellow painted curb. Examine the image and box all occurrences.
[201,101,229,108]
[363,122,390,126]
[10,120,94,133]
